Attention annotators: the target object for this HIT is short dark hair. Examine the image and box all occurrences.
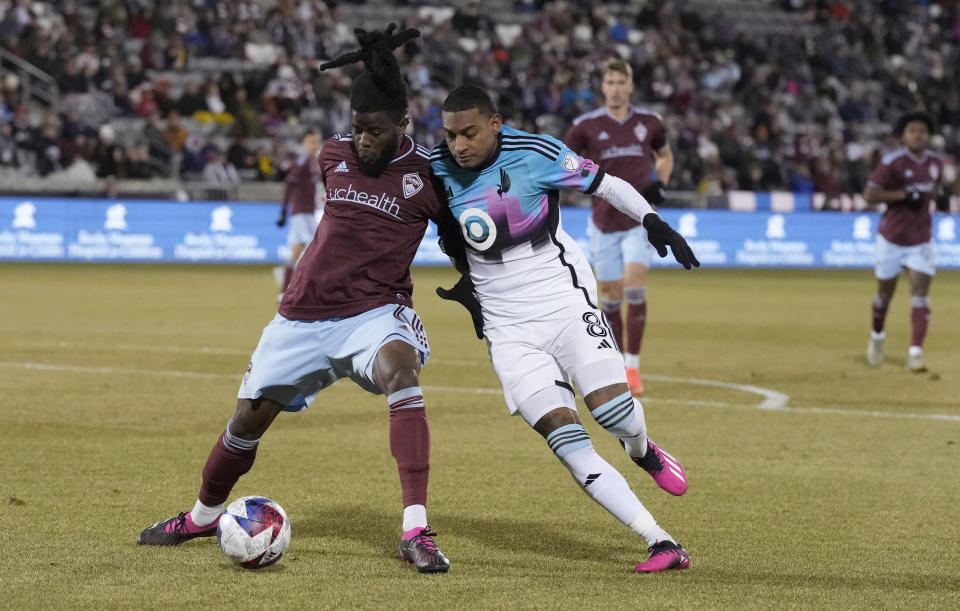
[442,84,498,117]
[896,111,936,135]
[319,24,420,121]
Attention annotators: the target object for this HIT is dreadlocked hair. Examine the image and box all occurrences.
[320,23,420,120]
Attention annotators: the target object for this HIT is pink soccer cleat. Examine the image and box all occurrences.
[631,439,687,496]
[634,540,690,573]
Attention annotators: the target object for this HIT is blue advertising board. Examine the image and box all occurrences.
[1,197,958,268]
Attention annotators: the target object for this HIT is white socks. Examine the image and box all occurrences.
[402,504,427,532]
[190,500,224,526]
[560,445,642,524]
[628,511,674,546]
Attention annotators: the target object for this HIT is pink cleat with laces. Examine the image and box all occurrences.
[399,526,450,573]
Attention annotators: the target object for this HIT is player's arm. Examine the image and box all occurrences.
[533,138,698,269]
[430,175,483,339]
[653,145,674,185]
[278,180,292,227]
[644,119,672,204]
[863,160,918,208]
[863,182,910,205]
[278,158,304,226]
[591,172,699,269]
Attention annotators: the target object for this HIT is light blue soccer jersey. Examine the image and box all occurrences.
[430,125,602,259]
[431,125,606,323]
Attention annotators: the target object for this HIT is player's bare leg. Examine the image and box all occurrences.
[868,275,898,367]
[372,340,449,573]
[530,403,688,572]
[276,242,307,301]
[623,262,649,395]
[905,268,932,372]
[138,397,283,545]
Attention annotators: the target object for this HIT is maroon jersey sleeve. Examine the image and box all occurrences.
[868,159,897,189]
[287,154,320,215]
[565,122,589,155]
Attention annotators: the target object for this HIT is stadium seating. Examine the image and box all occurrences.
[0,0,956,202]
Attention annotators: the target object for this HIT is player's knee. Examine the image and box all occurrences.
[532,407,580,439]
[598,281,623,303]
[872,293,891,309]
[380,366,420,397]
[230,397,283,440]
[624,286,646,305]
[601,299,622,314]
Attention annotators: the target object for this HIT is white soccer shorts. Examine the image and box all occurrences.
[874,235,936,279]
[286,212,319,247]
[486,302,626,424]
[238,304,430,411]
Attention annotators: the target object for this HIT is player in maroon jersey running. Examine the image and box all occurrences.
[138,25,453,573]
[863,111,945,372]
[274,129,322,301]
[565,58,674,396]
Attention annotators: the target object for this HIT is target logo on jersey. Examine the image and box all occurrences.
[217,496,291,569]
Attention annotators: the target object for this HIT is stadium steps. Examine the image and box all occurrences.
[680,0,816,36]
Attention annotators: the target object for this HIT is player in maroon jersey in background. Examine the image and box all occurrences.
[565,58,673,396]
[274,129,322,301]
[138,25,455,573]
[863,111,945,372]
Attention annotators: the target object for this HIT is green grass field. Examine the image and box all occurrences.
[2,263,958,609]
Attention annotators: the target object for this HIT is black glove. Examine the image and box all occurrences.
[936,191,950,212]
[437,274,484,339]
[276,212,287,227]
[899,190,923,211]
[642,214,700,270]
[642,180,666,205]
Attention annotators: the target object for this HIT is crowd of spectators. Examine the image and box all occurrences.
[0,0,957,198]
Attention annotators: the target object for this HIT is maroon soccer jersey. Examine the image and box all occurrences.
[867,148,945,245]
[278,135,443,320]
[566,106,666,232]
[282,152,322,215]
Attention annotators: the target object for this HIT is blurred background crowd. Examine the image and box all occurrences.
[0,0,958,199]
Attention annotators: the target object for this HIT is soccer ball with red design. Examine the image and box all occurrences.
[217,496,291,569]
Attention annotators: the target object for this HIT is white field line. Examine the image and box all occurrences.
[2,354,958,424]
[641,373,790,410]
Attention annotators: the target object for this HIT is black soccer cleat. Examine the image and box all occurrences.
[137,512,218,546]
[398,526,450,573]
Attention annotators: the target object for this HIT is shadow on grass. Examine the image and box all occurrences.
[704,568,960,594]
[295,503,635,563]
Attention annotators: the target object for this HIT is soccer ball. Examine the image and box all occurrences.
[217,496,291,569]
